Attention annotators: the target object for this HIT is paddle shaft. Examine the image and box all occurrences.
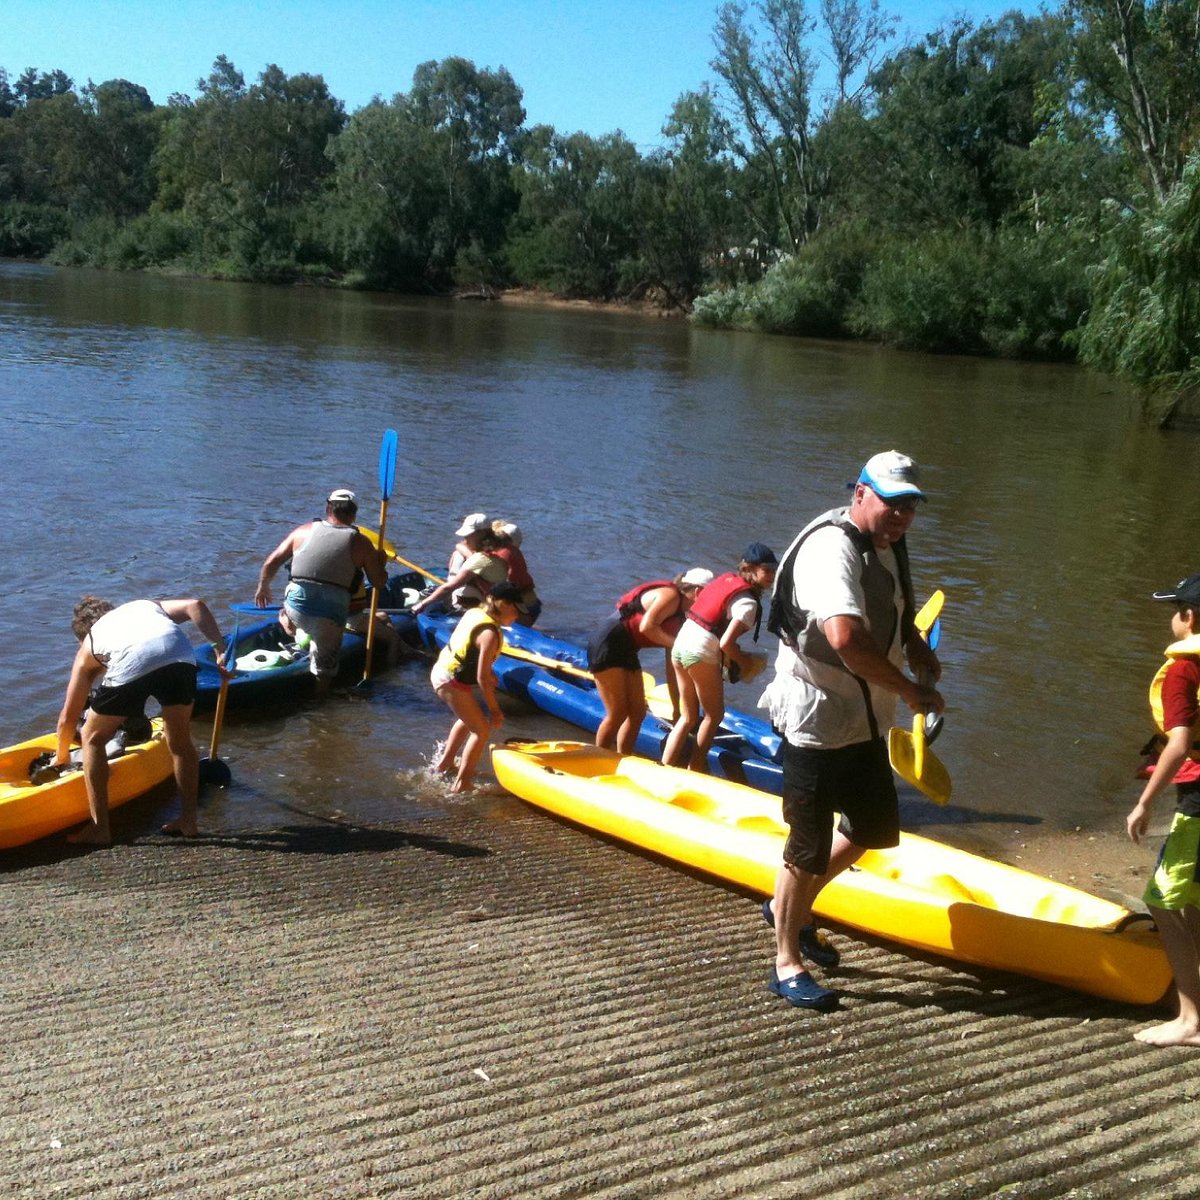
[361,493,390,679]
[362,429,399,683]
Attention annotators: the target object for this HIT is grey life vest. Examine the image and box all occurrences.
[767,507,915,670]
[289,521,358,591]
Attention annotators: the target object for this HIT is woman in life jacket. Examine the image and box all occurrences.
[662,543,778,772]
[429,581,526,793]
[413,516,509,616]
[491,519,542,627]
[586,568,714,755]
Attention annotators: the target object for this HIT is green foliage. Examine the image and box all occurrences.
[1079,157,1200,394]
[0,201,70,256]
[850,226,1092,357]
[693,223,873,333]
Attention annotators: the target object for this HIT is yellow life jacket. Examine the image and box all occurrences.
[1149,633,1200,757]
[436,607,504,684]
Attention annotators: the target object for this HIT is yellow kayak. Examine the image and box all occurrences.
[491,741,1171,1005]
[0,719,173,849]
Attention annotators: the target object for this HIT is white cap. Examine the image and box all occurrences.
[857,451,926,500]
[454,512,489,536]
[327,489,357,505]
[680,568,714,587]
[498,522,523,547]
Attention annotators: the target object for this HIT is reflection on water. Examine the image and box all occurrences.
[2,260,1196,862]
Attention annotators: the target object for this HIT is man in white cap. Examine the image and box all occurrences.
[255,489,387,697]
[758,451,944,1012]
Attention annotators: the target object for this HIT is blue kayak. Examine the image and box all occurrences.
[194,617,368,711]
[196,570,428,710]
[415,611,785,793]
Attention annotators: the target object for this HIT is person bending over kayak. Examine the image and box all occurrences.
[55,594,228,844]
[255,488,387,698]
[662,545,777,773]
[429,582,526,792]
[588,569,713,756]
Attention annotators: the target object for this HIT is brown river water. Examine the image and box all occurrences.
[2,260,1196,871]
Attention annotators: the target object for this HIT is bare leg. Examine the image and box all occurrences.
[433,718,470,774]
[1134,904,1200,1047]
[159,704,200,837]
[615,672,648,757]
[662,659,699,768]
[688,660,725,773]
[593,668,631,751]
[67,710,125,844]
[773,830,864,979]
[436,686,492,792]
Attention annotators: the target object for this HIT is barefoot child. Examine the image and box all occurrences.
[1126,572,1200,1048]
[428,582,525,793]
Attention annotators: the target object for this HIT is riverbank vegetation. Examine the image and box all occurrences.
[2,1,1199,417]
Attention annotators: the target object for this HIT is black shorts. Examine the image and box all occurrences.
[780,737,899,874]
[587,614,641,673]
[90,661,198,719]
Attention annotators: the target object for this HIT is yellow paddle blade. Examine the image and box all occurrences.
[914,589,945,638]
[359,526,399,561]
[889,720,952,805]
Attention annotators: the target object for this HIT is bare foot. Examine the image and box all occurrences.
[1134,1018,1200,1047]
[66,823,111,847]
[161,820,198,839]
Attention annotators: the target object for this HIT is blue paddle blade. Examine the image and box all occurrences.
[928,617,941,651]
[378,428,399,499]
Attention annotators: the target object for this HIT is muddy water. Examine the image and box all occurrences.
[2,260,1193,864]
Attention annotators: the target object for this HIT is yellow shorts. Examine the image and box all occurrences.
[1144,812,1200,911]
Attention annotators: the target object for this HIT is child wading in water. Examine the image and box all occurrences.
[1127,572,1200,1048]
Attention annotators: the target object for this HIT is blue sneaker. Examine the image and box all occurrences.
[761,900,841,969]
[769,968,839,1012]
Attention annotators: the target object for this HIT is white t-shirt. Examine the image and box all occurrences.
[88,600,195,687]
[759,524,904,748]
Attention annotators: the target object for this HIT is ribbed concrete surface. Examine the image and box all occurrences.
[3,794,1198,1199]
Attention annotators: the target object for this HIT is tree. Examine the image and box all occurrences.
[1069,0,1200,206]
[327,58,523,290]
[154,57,345,270]
[711,0,821,252]
[506,126,644,297]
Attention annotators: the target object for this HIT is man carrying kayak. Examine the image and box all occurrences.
[759,451,943,1011]
[255,488,387,697]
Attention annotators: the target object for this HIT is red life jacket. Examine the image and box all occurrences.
[686,572,756,639]
[616,580,684,650]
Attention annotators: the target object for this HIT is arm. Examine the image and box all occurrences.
[823,614,944,714]
[1128,724,1192,843]
[718,617,755,671]
[905,628,942,682]
[352,532,389,592]
[664,647,680,719]
[255,528,303,608]
[55,642,103,765]
[158,599,227,669]
[474,628,504,729]
[637,587,681,650]
[411,565,476,614]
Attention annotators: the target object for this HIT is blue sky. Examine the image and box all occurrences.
[9,0,1026,149]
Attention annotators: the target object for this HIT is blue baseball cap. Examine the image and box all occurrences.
[857,451,926,500]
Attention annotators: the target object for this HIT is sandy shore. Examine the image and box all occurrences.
[2,785,1197,1199]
